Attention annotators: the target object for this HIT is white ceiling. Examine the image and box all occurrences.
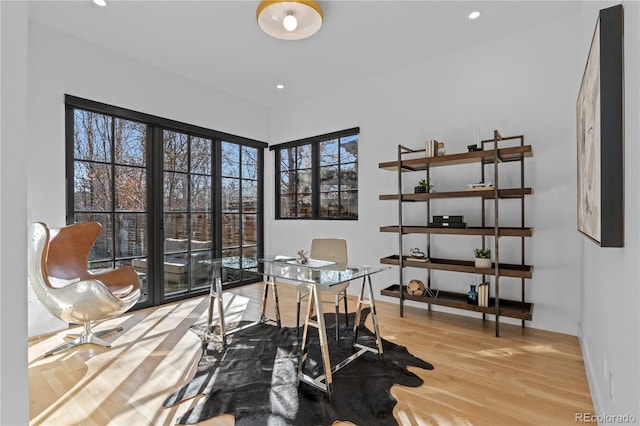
[28,1,582,108]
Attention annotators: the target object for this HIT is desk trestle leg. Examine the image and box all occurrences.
[298,284,334,401]
[204,270,227,348]
[298,276,383,401]
[353,275,384,361]
[259,275,281,327]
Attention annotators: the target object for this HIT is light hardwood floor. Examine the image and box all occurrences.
[29,282,594,425]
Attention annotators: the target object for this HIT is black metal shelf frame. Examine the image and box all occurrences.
[384,130,533,337]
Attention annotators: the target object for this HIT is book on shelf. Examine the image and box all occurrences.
[477,282,490,307]
[484,283,489,307]
[407,256,429,262]
[424,139,440,158]
[465,186,494,192]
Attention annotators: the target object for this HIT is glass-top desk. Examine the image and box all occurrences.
[203,256,389,399]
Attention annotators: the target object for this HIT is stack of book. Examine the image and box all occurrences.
[428,215,467,228]
[425,139,444,157]
[477,282,490,307]
[407,256,429,262]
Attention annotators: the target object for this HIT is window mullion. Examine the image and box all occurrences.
[337,137,342,216]
[274,149,281,219]
[187,135,192,245]
[111,117,116,266]
[214,139,223,259]
[294,146,300,218]
[312,142,320,219]
[153,126,164,305]
[238,147,244,256]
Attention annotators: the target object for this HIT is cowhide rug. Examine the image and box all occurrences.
[163,310,433,425]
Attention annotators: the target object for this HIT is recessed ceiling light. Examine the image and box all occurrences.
[468,11,481,20]
[276,84,284,90]
[93,0,107,6]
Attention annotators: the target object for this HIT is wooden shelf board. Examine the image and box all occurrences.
[380,255,533,279]
[379,145,533,171]
[380,284,533,321]
[379,187,533,201]
[379,225,533,237]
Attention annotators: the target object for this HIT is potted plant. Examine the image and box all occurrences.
[414,179,434,194]
[473,247,492,268]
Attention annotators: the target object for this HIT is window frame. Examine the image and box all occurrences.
[65,94,267,308]
[271,127,359,220]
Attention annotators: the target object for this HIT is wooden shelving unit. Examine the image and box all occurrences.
[378,187,533,201]
[379,130,534,336]
[378,145,533,171]
[379,255,533,279]
[379,226,533,237]
[380,285,533,321]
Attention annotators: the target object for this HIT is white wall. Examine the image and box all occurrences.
[26,23,270,336]
[268,12,584,335]
[578,0,640,421]
[0,1,29,424]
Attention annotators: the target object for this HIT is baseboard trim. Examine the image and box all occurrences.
[578,323,603,417]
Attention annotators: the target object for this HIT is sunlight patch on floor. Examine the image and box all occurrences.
[477,347,525,357]
[396,409,475,426]
[268,346,299,424]
[520,344,560,354]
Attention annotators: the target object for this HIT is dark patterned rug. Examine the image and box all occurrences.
[163,310,433,425]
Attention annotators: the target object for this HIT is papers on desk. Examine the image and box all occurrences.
[274,255,296,261]
[273,255,336,268]
[284,258,336,268]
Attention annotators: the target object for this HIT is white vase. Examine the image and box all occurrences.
[475,257,492,269]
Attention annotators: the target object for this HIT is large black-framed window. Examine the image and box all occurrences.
[272,127,359,220]
[65,95,266,308]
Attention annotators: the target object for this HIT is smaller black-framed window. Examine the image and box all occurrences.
[272,128,359,220]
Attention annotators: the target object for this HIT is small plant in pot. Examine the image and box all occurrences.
[473,247,492,269]
[414,179,434,194]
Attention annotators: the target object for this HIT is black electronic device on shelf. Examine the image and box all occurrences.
[429,215,467,228]
[427,222,467,228]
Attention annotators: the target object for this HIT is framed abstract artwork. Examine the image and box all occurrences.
[577,4,624,247]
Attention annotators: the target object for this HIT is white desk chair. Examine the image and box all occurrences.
[296,238,350,340]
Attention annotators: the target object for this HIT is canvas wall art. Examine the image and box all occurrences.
[577,4,624,247]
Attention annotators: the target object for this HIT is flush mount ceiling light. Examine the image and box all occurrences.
[93,0,107,6]
[468,10,481,20]
[257,1,323,40]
